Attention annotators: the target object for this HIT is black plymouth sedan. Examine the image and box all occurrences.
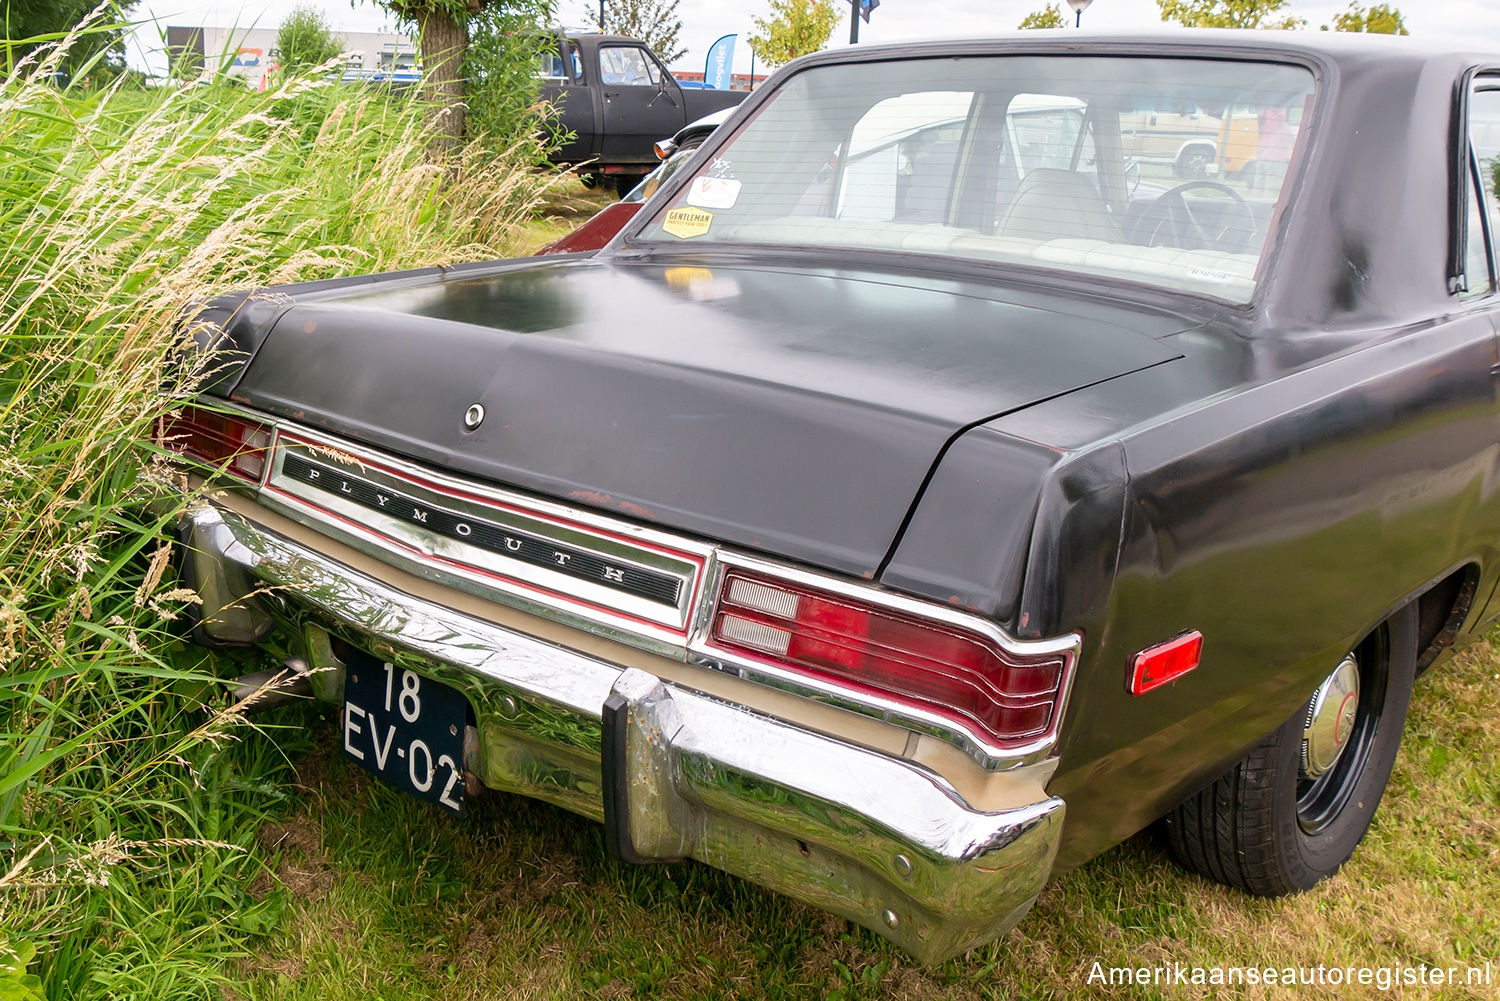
[166,32,1500,962]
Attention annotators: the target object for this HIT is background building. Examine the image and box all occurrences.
[671,69,766,92]
[164,25,416,86]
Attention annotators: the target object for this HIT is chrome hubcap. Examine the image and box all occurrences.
[1302,655,1360,779]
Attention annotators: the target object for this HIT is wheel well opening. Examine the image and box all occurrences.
[1414,564,1479,675]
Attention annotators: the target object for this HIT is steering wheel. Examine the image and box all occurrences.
[1132,180,1258,253]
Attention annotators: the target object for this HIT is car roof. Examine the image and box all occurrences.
[563,32,656,47]
[786,29,1491,78]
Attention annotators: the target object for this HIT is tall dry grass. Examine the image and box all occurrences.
[0,18,556,997]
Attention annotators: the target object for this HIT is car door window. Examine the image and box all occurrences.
[836,91,973,223]
[538,48,568,82]
[599,46,658,87]
[541,42,583,83]
[566,40,583,82]
[1467,85,1500,295]
[1464,160,1493,297]
[1008,97,1087,175]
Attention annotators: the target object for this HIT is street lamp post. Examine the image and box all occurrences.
[849,0,879,44]
[1066,0,1094,27]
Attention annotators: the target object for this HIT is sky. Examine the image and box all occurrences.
[124,0,1500,78]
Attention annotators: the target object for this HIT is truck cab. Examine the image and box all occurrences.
[539,33,746,194]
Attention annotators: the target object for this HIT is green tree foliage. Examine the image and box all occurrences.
[748,0,840,69]
[2,0,135,76]
[591,0,687,63]
[0,938,44,1001]
[1018,4,1067,29]
[376,0,553,144]
[465,3,564,148]
[1155,0,1305,29]
[1324,2,1409,34]
[275,5,345,71]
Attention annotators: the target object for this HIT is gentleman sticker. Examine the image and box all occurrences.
[662,207,714,239]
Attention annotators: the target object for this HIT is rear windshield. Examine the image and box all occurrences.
[636,55,1316,303]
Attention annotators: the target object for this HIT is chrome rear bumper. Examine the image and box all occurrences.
[179,499,1064,963]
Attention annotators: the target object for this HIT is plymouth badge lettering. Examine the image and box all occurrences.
[279,452,684,608]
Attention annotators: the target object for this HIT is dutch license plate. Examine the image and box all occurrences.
[341,648,468,815]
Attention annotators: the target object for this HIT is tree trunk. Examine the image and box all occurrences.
[417,7,468,147]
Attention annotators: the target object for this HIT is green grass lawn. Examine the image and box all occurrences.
[212,634,1499,1001]
[511,180,619,254]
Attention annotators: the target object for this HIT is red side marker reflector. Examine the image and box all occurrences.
[1129,631,1203,695]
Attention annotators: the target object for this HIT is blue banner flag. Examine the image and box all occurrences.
[860,0,880,22]
[704,34,736,90]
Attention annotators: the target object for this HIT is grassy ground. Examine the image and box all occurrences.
[511,180,618,253]
[221,636,1499,1001]
[0,33,557,998]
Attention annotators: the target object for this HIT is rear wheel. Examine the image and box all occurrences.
[1162,603,1417,895]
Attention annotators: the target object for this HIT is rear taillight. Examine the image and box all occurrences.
[158,406,272,484]
[708,570,1070,749]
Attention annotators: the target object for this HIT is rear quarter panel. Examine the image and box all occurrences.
[1040,314,1500,868]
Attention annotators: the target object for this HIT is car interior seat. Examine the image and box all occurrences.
[994,168,1123,244]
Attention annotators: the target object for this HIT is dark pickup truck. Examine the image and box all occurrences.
[539,32,746,194]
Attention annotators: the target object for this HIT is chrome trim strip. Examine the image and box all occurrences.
[263,423,715,567]
[182,499,1065,963]
[186,409,1081,769]
[251,423,714,656]
[268,433,701,631]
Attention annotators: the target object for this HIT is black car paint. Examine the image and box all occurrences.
[194,32,1500,873]
[540,33,745,172]
[225,260,1186,578]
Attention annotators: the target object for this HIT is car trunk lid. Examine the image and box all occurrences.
[230,259,1184,577]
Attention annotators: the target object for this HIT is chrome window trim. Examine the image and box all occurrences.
[188,405,1081,771]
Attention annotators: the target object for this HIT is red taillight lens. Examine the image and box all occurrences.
[710,570,1069,749]
[158,406,272,484]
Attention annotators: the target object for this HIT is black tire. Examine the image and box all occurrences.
[612,173,639,199]
[1162,603,1417,896]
